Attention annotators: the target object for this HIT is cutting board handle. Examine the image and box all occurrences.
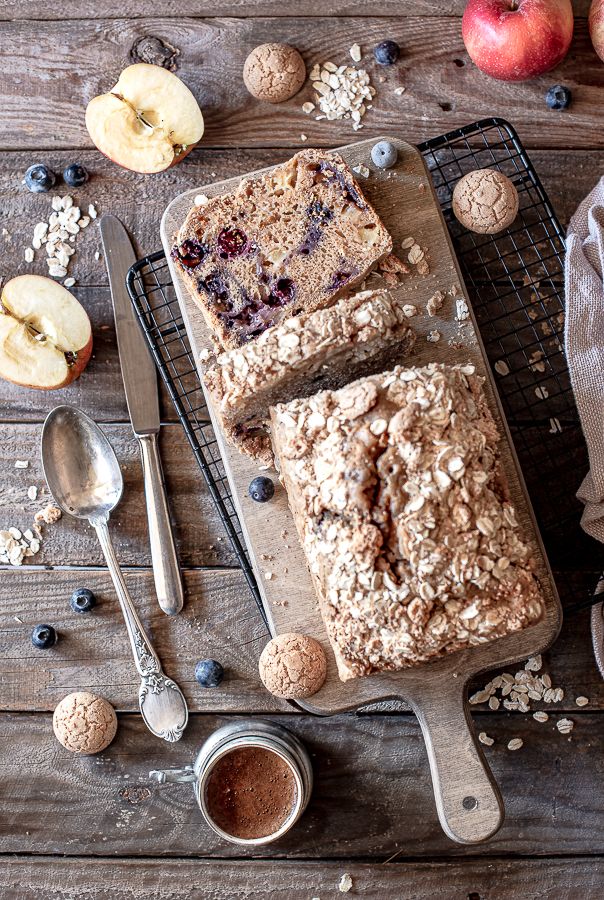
[406,674,504,844]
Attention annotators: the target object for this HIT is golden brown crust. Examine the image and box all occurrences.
[271,363,545,681]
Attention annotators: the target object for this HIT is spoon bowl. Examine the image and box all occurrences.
[42,406,122,522]
[41,405,188,743]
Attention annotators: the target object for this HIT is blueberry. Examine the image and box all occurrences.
[545,85,572,110]
[172,238,209,269]
[70,587,97,613]
[63,163,89,188]
[249,475,275,503]
[195,658,224,688]
[31,624,58,649]
[24,164,56,193]
[217,227,248,259]
[371,140,398,169]
[374,40,400,66]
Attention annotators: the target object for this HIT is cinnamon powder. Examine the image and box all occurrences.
[205,746,297,840]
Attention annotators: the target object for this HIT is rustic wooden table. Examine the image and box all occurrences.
[1,2,604,897]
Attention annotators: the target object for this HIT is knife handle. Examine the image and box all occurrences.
[138,433,184,616]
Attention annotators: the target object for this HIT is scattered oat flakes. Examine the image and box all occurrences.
[575,696,589,707]
[427,330,441,343]
[394,86,406,95]
[401,236,415,249]
[300,133,308,142]
[264,571,274,581]
[556,718,574,734]
[455,297,470,321]
[338,873,353,893]
[533,711,549,723]
[352,164,370,178]
[525,655,542,672]
[302,101,315,115]
[24,247,34,263]
[549,417,562,434]
[507,738,523,751]
[63,277,76,288]
[349,43,361,63]
[27,486,38,501]
[534,386,549,400]
[488,695,500,710]
[14,460,29,469]
[94,250,101,261]
[313,61,375,130]
[478,732,494,746]
[494,360,510,376]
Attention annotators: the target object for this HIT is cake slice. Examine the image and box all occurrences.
[271,363,545,681]
[203,289,415,462]
[171,149,392,349]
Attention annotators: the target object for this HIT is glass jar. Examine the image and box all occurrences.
[150,719,313,846]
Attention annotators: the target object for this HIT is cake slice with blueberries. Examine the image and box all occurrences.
[171,149,392,350]
[203,289,415,462]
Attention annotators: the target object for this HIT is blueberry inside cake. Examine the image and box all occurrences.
[203,289,415,463]
[172,149,392,349]
[271,363,546,681]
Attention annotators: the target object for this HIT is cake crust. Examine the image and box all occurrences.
[271,363,545,681]
[203,289,415,461]
[172,149,392,349]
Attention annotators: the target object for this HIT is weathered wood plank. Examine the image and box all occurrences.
[0,18,602,151]
[2,856,604,900]
[0,560,601,712]
[0,423,240,567]
[1,711,603,858]
[0,568,289,713]
[0,1,487,19]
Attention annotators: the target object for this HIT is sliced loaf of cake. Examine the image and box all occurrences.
[172,149,392,350]
[203,289,415,462]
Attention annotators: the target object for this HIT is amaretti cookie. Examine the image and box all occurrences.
[452,168,519,235]
[203,289,415,461]
[172,149,392,349]
[271,363,545,681]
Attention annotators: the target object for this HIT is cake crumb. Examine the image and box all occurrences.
[427,329,441,343]
[34,504,62,526]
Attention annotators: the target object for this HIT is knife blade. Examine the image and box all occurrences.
[100,215,184,616]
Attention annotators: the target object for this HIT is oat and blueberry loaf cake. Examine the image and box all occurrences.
[203,289,415,462]
[271,363,545,681]
[171,149,392,349]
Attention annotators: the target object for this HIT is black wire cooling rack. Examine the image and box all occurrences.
[127,117,604,625]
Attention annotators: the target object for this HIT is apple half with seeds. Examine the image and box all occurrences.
[0,275,92,390]
[85,63,204,174]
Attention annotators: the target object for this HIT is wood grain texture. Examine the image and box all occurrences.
[1,711,604,859]
[0,567,289,713]
[0,17,602,151]
[0,148,597,287]
[0,562,602,713]
[0,423,239,567]
[2,856,604,900]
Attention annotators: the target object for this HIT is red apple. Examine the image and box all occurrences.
[0,275,92,390]
[589,0,604,62]
[462,0,574,81]
[85,64,204,174]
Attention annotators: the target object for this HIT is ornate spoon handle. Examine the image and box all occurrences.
[93,517,162,677]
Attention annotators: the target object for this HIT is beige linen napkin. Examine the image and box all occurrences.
[565,177,604,676]
[565,176,604,542]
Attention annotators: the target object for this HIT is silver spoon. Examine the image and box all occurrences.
[41,405,188,743]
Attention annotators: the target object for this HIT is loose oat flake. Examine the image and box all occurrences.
[575,696,589,707]
[507,738,523,751]
[338,873,353,893]
[478,732,494,746]
[556,718,574,734]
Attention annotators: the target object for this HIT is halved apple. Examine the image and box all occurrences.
[0,275,92,390]
[85,63,204,174]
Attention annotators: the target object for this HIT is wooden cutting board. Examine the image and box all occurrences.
[161,137,562,845]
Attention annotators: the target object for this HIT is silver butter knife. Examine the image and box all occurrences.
[100,214,184,616]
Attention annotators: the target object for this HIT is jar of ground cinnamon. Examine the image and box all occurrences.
[150,720,312,846]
